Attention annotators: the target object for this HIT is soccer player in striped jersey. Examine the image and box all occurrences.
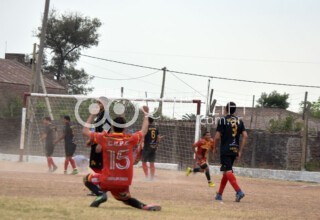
[186,131,216,187]
[82,106,161,211]
[84,97,111,196]
[214,102,247,202]
[141,117,164,180]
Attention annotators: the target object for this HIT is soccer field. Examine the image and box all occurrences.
[0,160,319,220]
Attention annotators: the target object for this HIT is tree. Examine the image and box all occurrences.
[257,90,290,109]
[182,113,197,120]
[37,10,102,94]
[268,115,303,133]
[309,97,320,118]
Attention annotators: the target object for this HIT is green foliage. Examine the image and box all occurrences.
[305,160,320,171]
[309,97,320,119]
[0,94,23,118]
[37,9,101,94]
[257,90,290,109]
[268,115,303,132]
[182,113,197,120]
[64,67,94,94]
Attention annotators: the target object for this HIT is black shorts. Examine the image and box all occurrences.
[142,149,156,163]
[65,142,76,157]
[220,155,236,172]
[89,144,103,170]
[45,144,54,157]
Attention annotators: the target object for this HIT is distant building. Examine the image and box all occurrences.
[0,53,66,118]
[212,106,320,133]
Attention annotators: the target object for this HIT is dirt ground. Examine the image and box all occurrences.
[0,160,320,220]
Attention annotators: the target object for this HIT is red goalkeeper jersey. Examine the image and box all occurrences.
[90,131,142,187]
[193,138,215,160]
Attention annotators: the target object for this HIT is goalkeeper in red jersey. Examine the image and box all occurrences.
[186,131,216,187]
[82,106,161,211]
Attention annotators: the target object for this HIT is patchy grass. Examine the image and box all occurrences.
[0,161,320,220]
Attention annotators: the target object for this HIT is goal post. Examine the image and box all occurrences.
[20,93,203,169]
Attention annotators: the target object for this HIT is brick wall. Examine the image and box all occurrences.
[0,118,21,154]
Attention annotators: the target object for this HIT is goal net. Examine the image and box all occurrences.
[21,93,204,169]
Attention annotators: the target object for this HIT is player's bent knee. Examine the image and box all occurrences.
[200,163,208,169]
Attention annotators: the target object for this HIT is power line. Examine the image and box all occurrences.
[91,69,160,80]
[170,73,206,97]
[81,54,320,89]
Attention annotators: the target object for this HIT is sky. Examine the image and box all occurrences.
[1,0,320,115]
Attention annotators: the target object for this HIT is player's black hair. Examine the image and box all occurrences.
[112,116,126,133]
[43,116,51,122]
[226,102,236,115]
[202,131,210,137]
[148,117,154,124]
[64,115,71,121]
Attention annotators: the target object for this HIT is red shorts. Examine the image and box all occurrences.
[88,173,131,201]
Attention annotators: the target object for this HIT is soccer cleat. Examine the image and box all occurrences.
[90,193,107,207]
[64,170,67,174]
[186,167,192,176]
[208,181,215,187]
[71,169,78,175]
[235,191,245,202]
[142,204,161,211]
[215,193,223,201]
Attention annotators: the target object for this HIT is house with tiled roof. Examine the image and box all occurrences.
[0,53,66,118]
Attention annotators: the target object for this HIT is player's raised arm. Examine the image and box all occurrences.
[82,114,96,138]
[140,106,149,136]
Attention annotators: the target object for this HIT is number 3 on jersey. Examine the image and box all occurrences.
[107,149,130,170]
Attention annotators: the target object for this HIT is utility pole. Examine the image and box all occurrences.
[30,43,37,92]
[250,95,255,129]
[205,79,211,117]
[145,91,148,106]
[301,91,309,170]
[158,67,166,116]
[35,0,50,93]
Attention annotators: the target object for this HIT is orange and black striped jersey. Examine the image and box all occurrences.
[193,138,215,159]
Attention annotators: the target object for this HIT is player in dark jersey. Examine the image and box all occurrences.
[89,97,111,172]
[82,106,161,211]
[84,97,111,196]
[186,131,216,187]
[141,117,164,180]
[55,116,78,174]
[40,117,58,173]
[214,102,248,202]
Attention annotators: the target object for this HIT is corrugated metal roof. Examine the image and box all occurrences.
[0,59,65,90]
